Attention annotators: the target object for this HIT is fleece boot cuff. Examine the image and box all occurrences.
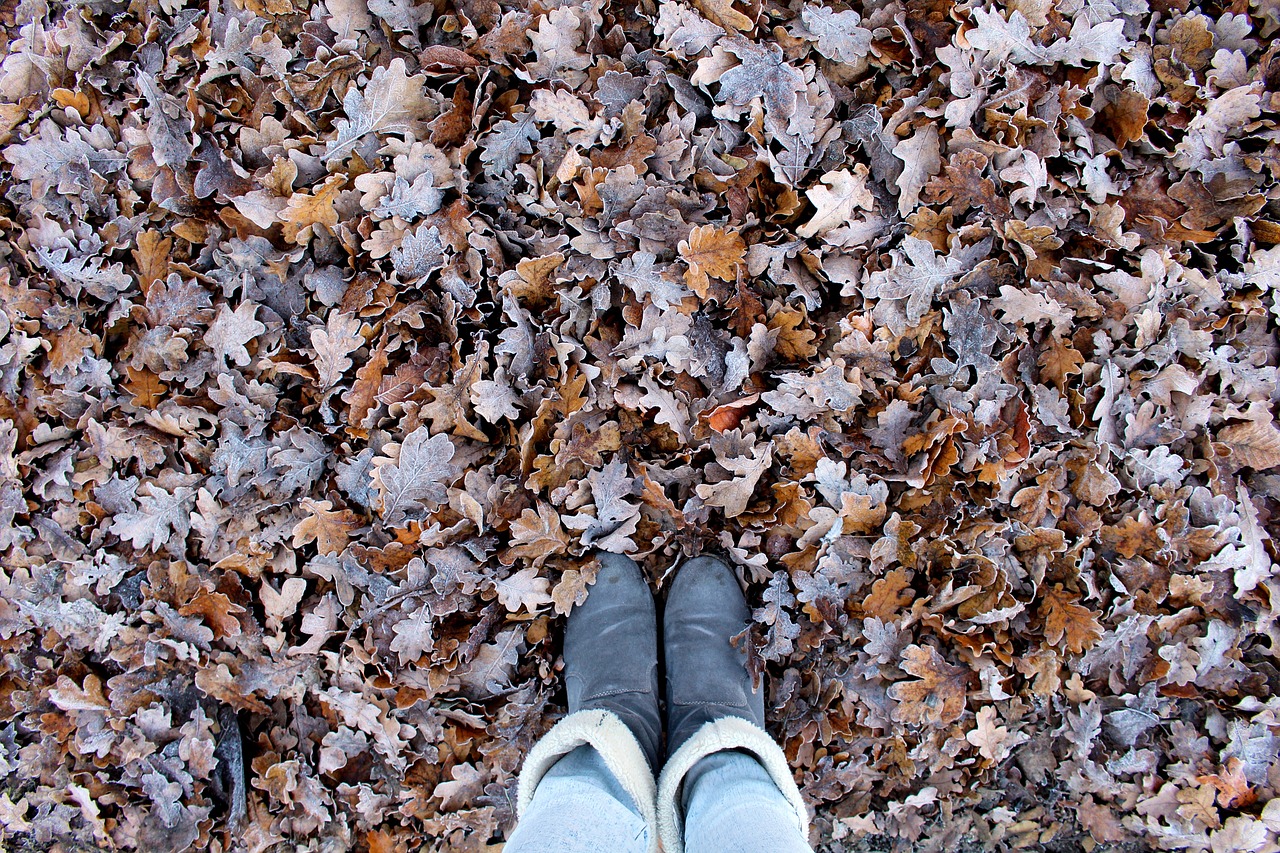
[656,715,809,853]
[516,708,660,853]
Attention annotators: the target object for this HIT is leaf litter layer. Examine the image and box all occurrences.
[1,0,1279,850]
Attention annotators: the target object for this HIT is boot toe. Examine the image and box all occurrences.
[568,553,653,627]
[665,554,749,621]
[595,552,652,599]
[663,553,764,756]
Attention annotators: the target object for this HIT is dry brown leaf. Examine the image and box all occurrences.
[679,224,746,299]
[1039,584,1102,654]
[692,0,754,31]
[860,569,914,619]
[887,644,968,727]
[501,502,571,568]
[1217,419,1280,470]
[292,498,362,556]
[280,174,346,244]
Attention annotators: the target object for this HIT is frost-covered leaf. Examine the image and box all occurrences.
[389,605,434,665]
[391,224,445,281]
[799,6,873,65]
[8,0,1280,848]
[205,302,265,368]
[325,58,432,163]
[371,427,459,527]
[488,567,553,614]
[798,166,875,238]
[109,481,196,552]
[714,37,807,121]
[616,252,692,311]
[310,312,364,390]
[563,460,642,553]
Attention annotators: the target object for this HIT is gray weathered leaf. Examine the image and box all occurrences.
[371,426,459,527]
[324,58,432,163]
[391,225,445,281]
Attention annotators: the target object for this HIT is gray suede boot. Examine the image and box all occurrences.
[662,554,765,754]
[514,553,663,850]
[656,554,810,853]
[562,552,662,771]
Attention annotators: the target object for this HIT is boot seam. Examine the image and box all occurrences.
[585,687,659,699]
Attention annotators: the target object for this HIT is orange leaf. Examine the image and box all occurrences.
[1039,584,1102,654]
[887,644,968,727]
[692,0,754,31]
[860,569,913,619]
[679,224,745,298]
[179,590,247,639]
[1197,757,1256,810]
[705,394,759,433]
[279,174,346,244]
[292,498,361,556]
[124,367,168,409]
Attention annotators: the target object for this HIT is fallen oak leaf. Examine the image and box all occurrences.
[456,627,524,698]
[767,304,819,361]
[696,441,772,518]
[615,251,691,311]
[434,762,486,811]
[385,223,447,283]
[260,577,307,632]
[109,480,197,553]
[558,421,622,468]
[1039,584,1102,654]
[799,5,873,65]
[712,37,806,120]
[500,501,570,568]
[887,644,968,728]
[195,658,314,716]
[859,569,914,620]
[324,58,433,163]
[310,312,365,391]
[550,562,599,616]
[1198,757,1257,810]
[178,589,247,640]
[1202,484,1276,597]
[48,673,110,712]
[798,166,875,238]
[342,332,390,436]
[1217,418,1280,470]
[704,394,759,433]
[470,368,522,423]
[124,367,168,408]
[1037,335,1086,389]
[292,498,362,556]
[679,224,745,299]
[419,343,489,441]
[279,174,346,244]
[204,301,265,369]
[419,45,482,71]
[966,705,1030,763]
[370,426,459,528]
[389,603,434,666]
[892,124,941,218]
[562,459,642,554]
[487,566,553,615]
[693,0,754,32]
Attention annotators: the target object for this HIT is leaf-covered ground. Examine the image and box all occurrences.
[1,0,1279,849]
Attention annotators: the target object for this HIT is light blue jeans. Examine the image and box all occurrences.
[504,745,813,853]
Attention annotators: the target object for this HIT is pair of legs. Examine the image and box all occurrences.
[505,554,813,853]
